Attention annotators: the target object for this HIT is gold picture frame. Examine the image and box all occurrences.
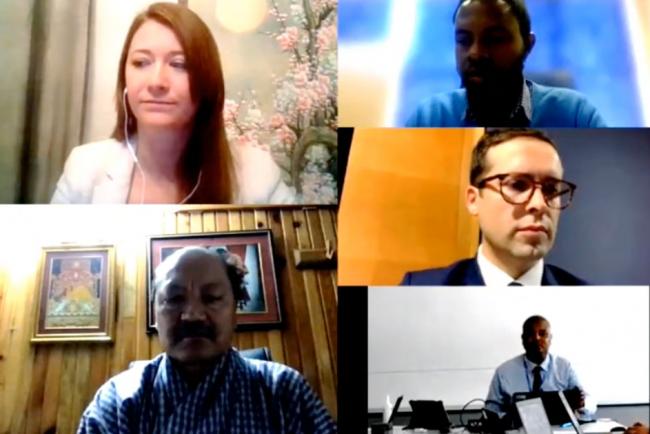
[31,245,116,343]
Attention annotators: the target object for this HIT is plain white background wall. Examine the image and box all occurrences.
[368,286,650,412]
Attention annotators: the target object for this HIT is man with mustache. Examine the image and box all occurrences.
[485,315,595,423]
[401,128,586,285]
[406,0,605,127]
[77,247,336,433]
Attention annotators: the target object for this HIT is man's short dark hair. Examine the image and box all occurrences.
[151,247,250,309]
[453,0,532,48]
[470,128,558,186]
[522,314,549,336]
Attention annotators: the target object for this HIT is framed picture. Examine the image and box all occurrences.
[147,230,282,333]
[31,245,115,343]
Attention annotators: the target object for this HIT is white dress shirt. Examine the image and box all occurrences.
[476,244,544,286]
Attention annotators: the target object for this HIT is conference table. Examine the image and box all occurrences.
[368,418,626,434]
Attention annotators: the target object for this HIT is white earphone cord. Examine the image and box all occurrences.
[122,89,201,204]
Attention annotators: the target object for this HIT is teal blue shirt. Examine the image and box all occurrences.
[406,80,606,127]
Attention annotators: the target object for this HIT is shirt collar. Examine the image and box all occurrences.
[524,353,551,371]
[463,79,532,124]
[477,244,544,286]
[155,349,232,401]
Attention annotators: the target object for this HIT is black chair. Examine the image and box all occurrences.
[239,346,272,361]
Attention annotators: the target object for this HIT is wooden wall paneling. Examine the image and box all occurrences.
[8,267,40,434]
[228,210,242,231]
[215,210,229,231]
[54,344,79,434]
[70,345,91,431]
[295,209,336,416]
[0,270,8,430]
[267,329,285,365]
[306,210,337,363]
[117,239,141,373]
[237,330,254,350]
[251,332,268,354]
[0,267,5,385]
[85,344,108,410]
[133,239,150,362]
[284,210,319,387]
[256,210,286,364]
[177,211,191,234]
[110,244,136,377]
[317,208,339,342]
[241,209,255,232]
[24,346,47,434]
[253,209,267,230]
[189,210,202,233]
[202,210,216,232]
[0,274,16,432]
[40,345,63,433]
[269,210,300,370]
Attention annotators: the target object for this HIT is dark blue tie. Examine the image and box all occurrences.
[532,366,543,392]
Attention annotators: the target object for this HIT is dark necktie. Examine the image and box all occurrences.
[508,281,523,286]
[532,366,543,392]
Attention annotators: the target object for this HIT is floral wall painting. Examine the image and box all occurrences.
[190,0,338,204]
[31,246,116,343]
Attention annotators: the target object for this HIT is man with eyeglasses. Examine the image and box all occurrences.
[401,128,586,286]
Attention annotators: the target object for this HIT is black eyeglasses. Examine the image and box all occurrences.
[475,173,577,210]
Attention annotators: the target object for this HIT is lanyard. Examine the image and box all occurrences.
[523,355,552,392]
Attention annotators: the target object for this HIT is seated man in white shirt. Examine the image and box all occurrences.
[486,315,596,424]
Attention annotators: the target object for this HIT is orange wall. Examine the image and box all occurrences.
[339,128,484,285]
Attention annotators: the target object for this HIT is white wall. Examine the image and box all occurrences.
[83,0,176,143]
[368,286,650,412]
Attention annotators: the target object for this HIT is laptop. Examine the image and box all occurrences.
[516,397,554,434]
[387,395,403,425]
[557,391,584,434]
[513,391,576,425]
[369,395,403,434]
[516,392,586,434]
[404,400,452,433]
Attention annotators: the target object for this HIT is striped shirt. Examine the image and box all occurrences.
[77,349,337,433]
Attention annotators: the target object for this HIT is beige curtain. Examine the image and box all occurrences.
[19,0,92,203]
[0,1,33,203]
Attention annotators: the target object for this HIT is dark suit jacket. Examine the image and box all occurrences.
[401,257,587,285]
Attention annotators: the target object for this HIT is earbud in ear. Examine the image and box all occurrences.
[123,88,128,96]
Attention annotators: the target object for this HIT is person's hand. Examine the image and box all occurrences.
[625,422,649,434]
[563,387,585,409]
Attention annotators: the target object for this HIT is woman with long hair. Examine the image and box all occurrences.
[51,2,293,204]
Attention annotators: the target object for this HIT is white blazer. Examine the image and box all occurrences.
[50,139,296,204]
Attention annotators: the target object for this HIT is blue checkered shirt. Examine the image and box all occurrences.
[77,349,337,433]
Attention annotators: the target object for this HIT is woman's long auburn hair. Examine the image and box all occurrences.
[112,2,235,203]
